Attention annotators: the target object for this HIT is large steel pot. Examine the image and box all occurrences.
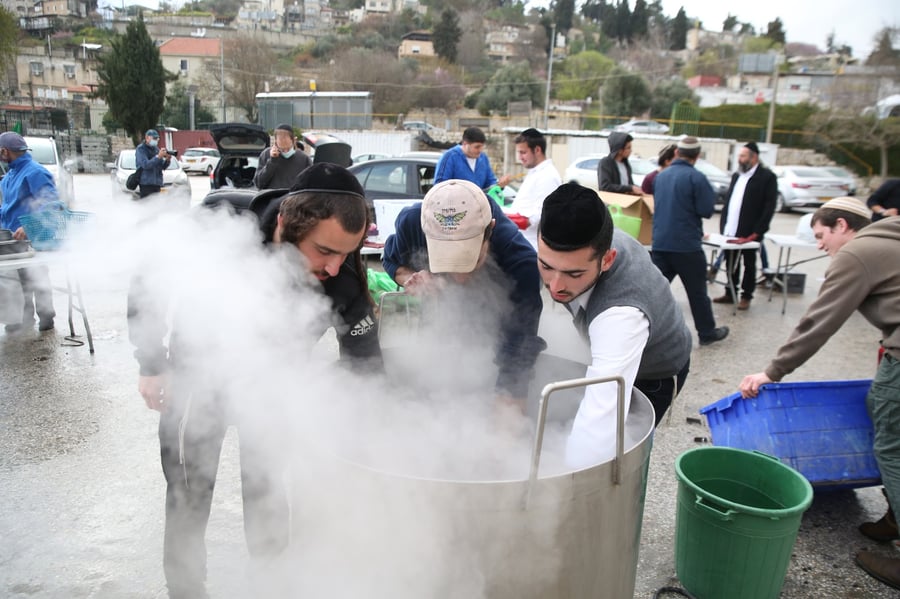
[301,294,654,598]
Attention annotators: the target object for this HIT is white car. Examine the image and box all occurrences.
[772,165,850,213]
[564,154,656,190]
[23,135,75,204]
[180,147,221,175]
[110,149,191,206]
[613,119,670,135]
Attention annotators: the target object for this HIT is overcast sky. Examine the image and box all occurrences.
[658,0,898,58]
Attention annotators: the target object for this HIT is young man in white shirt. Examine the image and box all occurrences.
[537,183,692,469]
[508,128,561,249]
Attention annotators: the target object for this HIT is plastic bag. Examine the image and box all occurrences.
[367,268,400,303]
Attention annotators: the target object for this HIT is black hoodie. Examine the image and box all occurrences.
[597,131,636,194]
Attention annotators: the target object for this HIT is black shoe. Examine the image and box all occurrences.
[699,326,729,346]
[38,318,54,332]
[706,268,717,283]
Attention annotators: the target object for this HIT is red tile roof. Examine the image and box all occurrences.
[159,37,222,57]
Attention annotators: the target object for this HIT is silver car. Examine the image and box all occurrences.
[817,166,858,196]
[110,149,191,206]
[773,166,850,213]
[564,155,656,190]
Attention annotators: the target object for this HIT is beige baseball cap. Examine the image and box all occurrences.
[421,179,493,273]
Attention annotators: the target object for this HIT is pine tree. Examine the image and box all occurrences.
[433,9,462,64]
[669,7,688,50]
[94,13,175,144]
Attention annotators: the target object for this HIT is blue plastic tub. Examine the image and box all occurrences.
[700,380,880,490]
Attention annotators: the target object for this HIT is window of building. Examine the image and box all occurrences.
[30,61,44,76]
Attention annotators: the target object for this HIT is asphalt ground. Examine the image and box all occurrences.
[0,174,895,597]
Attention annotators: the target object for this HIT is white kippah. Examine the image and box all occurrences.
[820,196,871,219]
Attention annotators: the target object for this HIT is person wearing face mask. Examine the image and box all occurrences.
[135,129,171,199]
[713,141,777,311]
[252,123,312,190]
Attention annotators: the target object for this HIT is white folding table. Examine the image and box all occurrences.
[765,234,826,314]
[0,251,94,352]
[703,233,762,316]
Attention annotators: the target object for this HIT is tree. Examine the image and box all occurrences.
[94,13,175,144]
[631,0,648,39]
[411,67,466,112]
[554,0,575,34]
[207,35,282,123]
[433,8,462,63]
[867,28,900,67]
[723,14,738,32]
[475,62,543,116]
[808,112,900,177]
[159,80,217,130]
[669,7,687,50]
[328,48,416,115]
[650,78,698,119]
[0,7,17,99]
[764,17,786,46]
[601,67,651,118]
[555,50,615,101]
[615,0,632,44]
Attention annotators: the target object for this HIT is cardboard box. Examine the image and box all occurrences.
[598,191,655,245]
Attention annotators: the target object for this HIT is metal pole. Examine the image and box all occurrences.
[543,23,556,130]
[188,90,196,130]
[220,38,225,122]
[765,54,779,144]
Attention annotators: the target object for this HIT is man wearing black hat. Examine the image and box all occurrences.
[538,182,692,468]
[136,129,172,198]
[0,131,57,333]
[651,136,729,346]
[714,141,777,310]
[253,124,312,190]
[128,163,380,598]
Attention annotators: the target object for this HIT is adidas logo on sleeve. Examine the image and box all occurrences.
[350,315,376,336]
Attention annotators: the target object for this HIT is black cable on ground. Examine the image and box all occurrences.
[652,586,698,599]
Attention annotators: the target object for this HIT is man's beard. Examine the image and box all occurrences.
[738,161,751,173]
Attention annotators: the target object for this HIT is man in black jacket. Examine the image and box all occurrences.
[714,141,777,310]
[597,131,643,195]
[128,163,381,599]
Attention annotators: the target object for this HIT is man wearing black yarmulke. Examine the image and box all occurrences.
[538,182,692,469]
[128,162,381,598]
[714,141,777,310]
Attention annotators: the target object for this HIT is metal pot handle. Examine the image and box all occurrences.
[526,375,626,508]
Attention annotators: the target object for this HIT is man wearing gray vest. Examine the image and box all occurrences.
[538,183,692,469]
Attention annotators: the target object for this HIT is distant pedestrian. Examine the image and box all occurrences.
[713,141,777,311]
[434,127,511,190]
[597,132,643,195]
[507,128,561,248]
[650,136,728,346]
[0,131,56,333]
[135,129,171,199]
[253,123,312,190]
[866,178,900,222]
[641,143,677,195]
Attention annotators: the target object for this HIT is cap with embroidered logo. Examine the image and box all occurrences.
[421,179,493,273]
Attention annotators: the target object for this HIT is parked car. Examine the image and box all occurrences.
[613,119,670,135]
[110,148,191,206]
[349,156,438,202]
[23,135,74,203]
[352,153,391,165]
[180,147,221,175]
[564,155,655,190]
[208,123,270,190]
[817,165,858,195]
[401,121,445,134]
[692,159,732,207]
[772,165,850,213]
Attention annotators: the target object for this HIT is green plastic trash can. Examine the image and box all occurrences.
[674,447,814,599]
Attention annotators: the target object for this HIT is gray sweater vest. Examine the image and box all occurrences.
[580,229,692,379]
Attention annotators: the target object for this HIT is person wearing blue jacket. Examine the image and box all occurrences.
[434,127,511,190]
[0,131,56,333]
[651,136,728,346]
[135,129,171,198]
[382,179,544,407]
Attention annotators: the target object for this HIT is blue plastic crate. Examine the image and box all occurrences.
[700,380,880,490]
[19,203,93,251]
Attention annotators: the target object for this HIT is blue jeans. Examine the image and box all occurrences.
[867,352,900,516]
[651,250,718,339]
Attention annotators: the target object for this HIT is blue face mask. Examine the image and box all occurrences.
[148,138,159,148]
[281,147,295,159]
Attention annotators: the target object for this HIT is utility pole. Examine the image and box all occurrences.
[543,23,556,130]
[220,38,225,122]
[765,54,780,144]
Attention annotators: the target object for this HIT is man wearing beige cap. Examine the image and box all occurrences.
[738,197,900,592]
[382,179,544,406]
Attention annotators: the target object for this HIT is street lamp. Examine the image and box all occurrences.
[187,85,198,130]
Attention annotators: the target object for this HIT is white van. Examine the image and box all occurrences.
[23,136,74,204]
